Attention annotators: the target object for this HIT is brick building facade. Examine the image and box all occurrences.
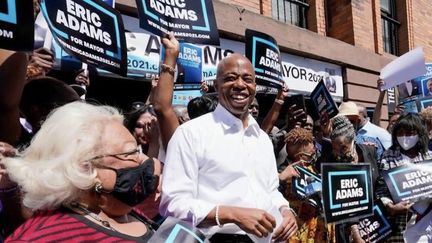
[116,0,432,124]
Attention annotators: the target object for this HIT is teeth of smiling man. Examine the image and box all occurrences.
[232,94,248,100]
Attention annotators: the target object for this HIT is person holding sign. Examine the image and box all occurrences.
[160,54,297,242]
[278,127,336,243]
[376,113,432,242]
[328,116,379,242]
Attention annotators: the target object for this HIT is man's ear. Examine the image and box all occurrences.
[213,79,219,91]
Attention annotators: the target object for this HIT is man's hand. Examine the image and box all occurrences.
[386,201,413,216]
[272,208,297,242]
[226,207,276,238]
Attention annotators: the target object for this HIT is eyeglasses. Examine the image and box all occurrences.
[296,152,317,164]
[87,146,142,162]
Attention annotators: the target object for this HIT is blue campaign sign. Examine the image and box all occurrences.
[292,166,322,208]
[322,163,374,224]
[177,43,202,84]
[358,201,393,243]
[383,160,432,204]
[310,80,339,119]
[148,216,207,243]
[97,31,161,79]
[136,0,219,45]
[0,0,34,51]
[101,0,115,7]
[40,0,127,75]
[245,29,283,89]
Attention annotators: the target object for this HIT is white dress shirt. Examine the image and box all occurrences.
[160,104,289,235]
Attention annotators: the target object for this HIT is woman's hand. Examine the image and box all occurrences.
[386,201,413,216]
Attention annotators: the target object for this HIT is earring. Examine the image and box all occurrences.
[95,183,103,193]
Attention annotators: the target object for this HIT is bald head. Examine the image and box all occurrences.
[357,104,368,125]
[214,53,257,120]
[216,54,254,81]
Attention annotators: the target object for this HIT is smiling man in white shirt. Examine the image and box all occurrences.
[160,53,297,242]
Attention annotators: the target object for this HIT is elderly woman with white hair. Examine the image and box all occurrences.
[3,101,161,242]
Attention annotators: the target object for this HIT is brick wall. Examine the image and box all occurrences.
[218,0,261,14]
[351,0,376,51]
[326,0,354,45]
[411,0,432,62]
[308,0,326,35]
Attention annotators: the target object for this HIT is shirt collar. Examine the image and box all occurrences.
[214,104,260,136]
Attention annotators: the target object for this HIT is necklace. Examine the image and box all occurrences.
[69,202,116,232]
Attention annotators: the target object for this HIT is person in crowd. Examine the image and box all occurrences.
[278,128,335,243]
[160,53,297,242]
[125,105,160,159]
[327,116,379,243]
[3,102,161,242]
[187,95,218,120]
[376,113,432,242]
[248,97,260,120]
[329,116,379,181]
[172,105,190,124]
[334,101,386,161]
[419,106,432,141]
[357,104,392,150]
[387,112,401,133]
[0,49,29,146]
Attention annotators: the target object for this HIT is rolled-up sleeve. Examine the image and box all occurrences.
[159,127,215,226]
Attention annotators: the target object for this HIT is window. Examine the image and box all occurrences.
[381,0,399,55]
[272,0,309,28]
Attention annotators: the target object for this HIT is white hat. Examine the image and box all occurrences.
[336,101,359,118]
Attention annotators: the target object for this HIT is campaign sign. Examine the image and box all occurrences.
[202,45,234,82]
[245,29,283,89]
[322,163,373,224]
[148,216,207,243]
[310,80,339,118]
[357,201,393,243]
[40,0,127,75]
[136,0,219,45]
[291,166,321,207]
[101,0,115,7]
[177,43,202,83]
[0,0,34,51]
[173,89,202,106]
[417,96,432,110]
[382,161,432,203]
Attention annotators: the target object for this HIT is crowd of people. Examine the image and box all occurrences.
[0,2,432,243]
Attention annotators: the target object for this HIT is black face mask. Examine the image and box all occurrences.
[335,152,355,162]
[102,159,159,207]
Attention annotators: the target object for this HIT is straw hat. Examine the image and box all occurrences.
[336,101,359,118]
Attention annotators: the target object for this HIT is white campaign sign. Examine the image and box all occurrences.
[281,52,343,101]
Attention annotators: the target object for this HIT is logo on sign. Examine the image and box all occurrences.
[329,171,369,209]
[251,37,281,75]
[142,0,210,31]
[0,0,17,24]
